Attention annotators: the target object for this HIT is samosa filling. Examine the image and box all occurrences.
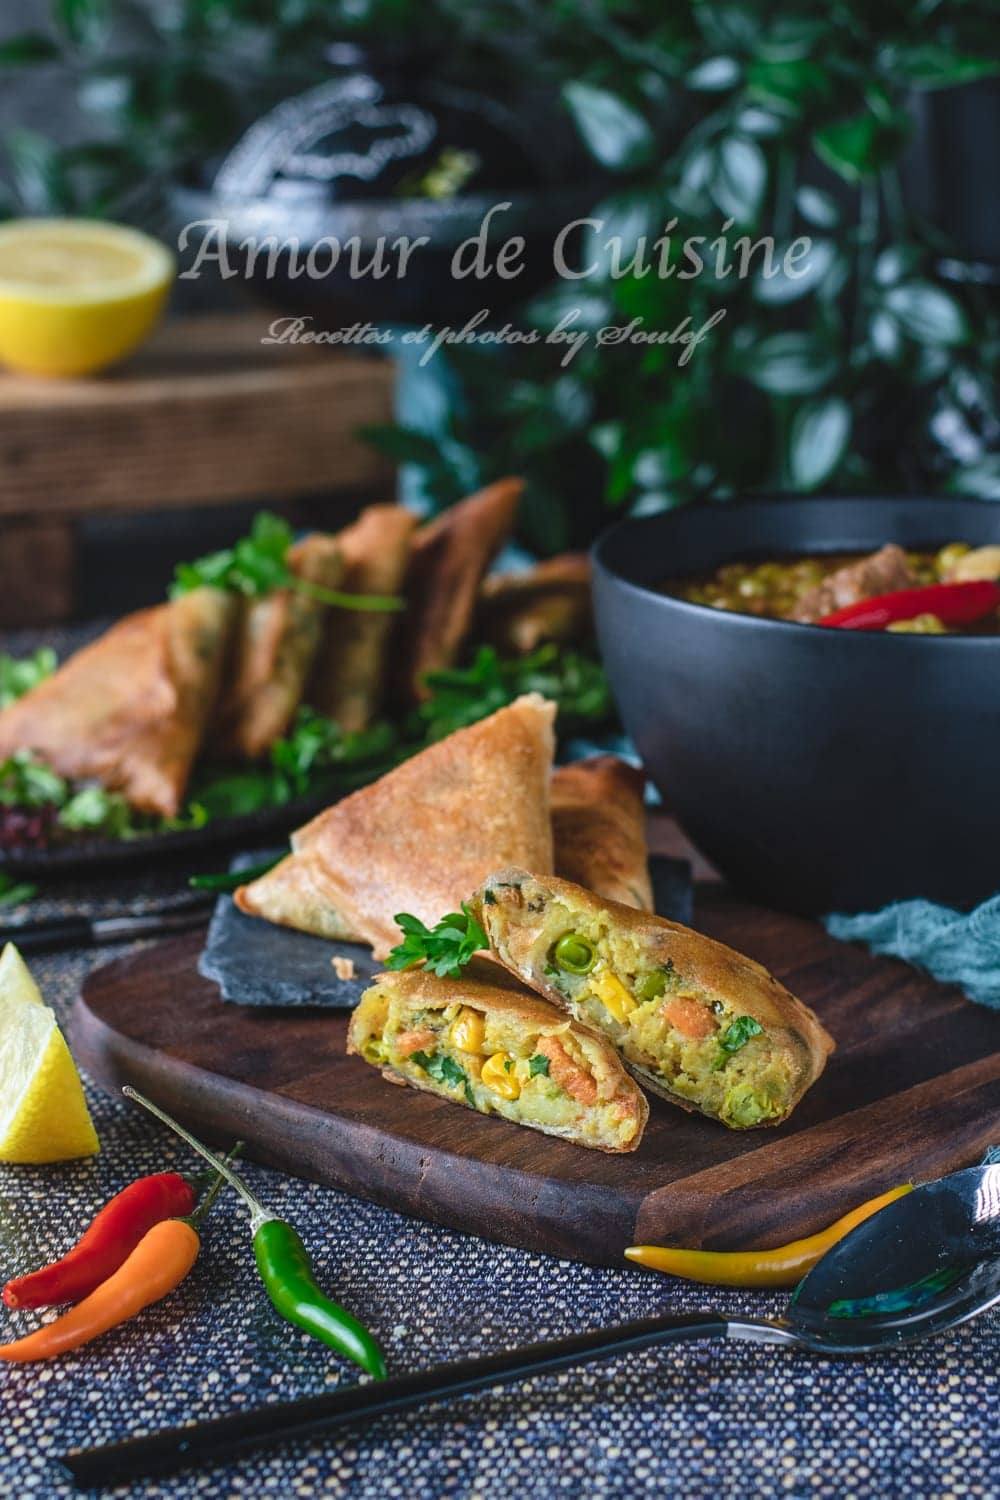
[528,903,791,1128]
[363,996,641,1147]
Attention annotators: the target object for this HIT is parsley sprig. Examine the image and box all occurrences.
[386,903,489,978]
[419,643,611,741]
[714,1015,765,1069]
[171,512,403,613]
[0,647,56,710]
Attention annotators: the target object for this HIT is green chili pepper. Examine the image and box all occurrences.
[123,1088,386,1380]
[552,932,596,975]
[253,1221,385,1377]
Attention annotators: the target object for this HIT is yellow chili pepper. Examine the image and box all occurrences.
[624,1183,913,1288]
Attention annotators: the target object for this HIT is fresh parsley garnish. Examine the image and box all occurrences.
[171,511,403,613]
[0,751,67,809]
[386,902,489,978]
[528,1054,550,1078]
[0,648,56,709]
[714,1015,764,1068]
[410,1050,468,1090]
[0,871,38,906]
[419,644,611,741]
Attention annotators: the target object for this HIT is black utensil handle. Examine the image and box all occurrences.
[0,916,93,955]
[60,1312,729,1489]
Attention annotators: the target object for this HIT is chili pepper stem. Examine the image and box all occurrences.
[186,1142,244,1230]
[123,1088,275,1233]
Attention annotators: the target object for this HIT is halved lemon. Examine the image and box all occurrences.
[0,942,100,1163]
[0,218,175,377]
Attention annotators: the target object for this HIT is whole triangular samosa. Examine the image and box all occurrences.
[235,693,556,956]
[394,477,523,703]
[551,756,653,911]
[307,504,417,732]
[212,533,343,760]
[0,588,235,818]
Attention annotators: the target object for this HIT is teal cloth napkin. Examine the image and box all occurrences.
[825,896,1000,1011]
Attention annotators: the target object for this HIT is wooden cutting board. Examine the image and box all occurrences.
[69,881,1000,1267]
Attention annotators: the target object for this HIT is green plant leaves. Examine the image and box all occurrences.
[709,135,767,223]
[788,397,851,490]
[686,55,740,91]
[562,81,654,172]
[753,238,839,304]
[895,45,1000,90]
[947,458,1000,500]
[4,128,71,213]
[795,185,840,228]
[54,0,110,51]
[0,34,60,65]
[736,332,839,396]
[883,281,970,347]
[813,109,909,183]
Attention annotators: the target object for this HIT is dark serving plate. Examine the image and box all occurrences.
[592,494,1000,915]
[0,790,338,877]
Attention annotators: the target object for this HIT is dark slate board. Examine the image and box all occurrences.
[199,851,694,1010]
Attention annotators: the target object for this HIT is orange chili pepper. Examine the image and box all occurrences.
[624,1183,913,1288]
[0,1217,201,1363]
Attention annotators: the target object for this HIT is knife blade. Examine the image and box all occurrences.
[0,896,214,956]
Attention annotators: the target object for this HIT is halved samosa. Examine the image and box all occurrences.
[308,504,417,732]
[477,552,592,655]
[552,756,652,912]
[348,968,648,1153]
[395,477,523,703]
[474,870,834,1130]
[234,694,556,956]
[0,587,235,818]
[213,534,343,759]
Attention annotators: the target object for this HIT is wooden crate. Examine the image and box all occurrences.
[0,314,396,626]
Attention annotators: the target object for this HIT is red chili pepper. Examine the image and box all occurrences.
[819,579,1000,631]
[2,1171,195,1310]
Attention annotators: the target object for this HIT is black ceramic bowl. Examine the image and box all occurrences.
[592,495,1000,915]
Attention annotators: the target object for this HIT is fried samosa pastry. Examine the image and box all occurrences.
[474,870,834,1130]
[348,969,648,1152]
[551,757,653,912]
[395,477,523,703]
[213,534,343,759]
[0,587,235,818]
[477,553,592,655]
[234,694,556,956]
[308,504,417,732]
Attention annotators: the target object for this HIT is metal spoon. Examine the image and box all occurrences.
[58,1166,1000,1490]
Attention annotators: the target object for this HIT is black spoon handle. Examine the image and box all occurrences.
[60,1312,731,1490]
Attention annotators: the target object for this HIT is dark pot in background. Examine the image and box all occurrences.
[170,52,596,327]
[592,496,1000,916]
[906,79,1000,281]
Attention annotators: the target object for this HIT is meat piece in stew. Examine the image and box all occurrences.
[790,545,915,624]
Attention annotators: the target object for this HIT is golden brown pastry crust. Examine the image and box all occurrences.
[232,849,361,940]
[307,505,417,732]
[394,478,523,703]
[551,757,653,911]
[475,868,835,1126]
[235,694,556,957]
[348,967,649,1153]
[0,587,235,818]
[213,534,343,760]
[477,553,592,655]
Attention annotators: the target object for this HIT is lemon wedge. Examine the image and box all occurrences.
[0,218,174,377]
[0,942,99,1163]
